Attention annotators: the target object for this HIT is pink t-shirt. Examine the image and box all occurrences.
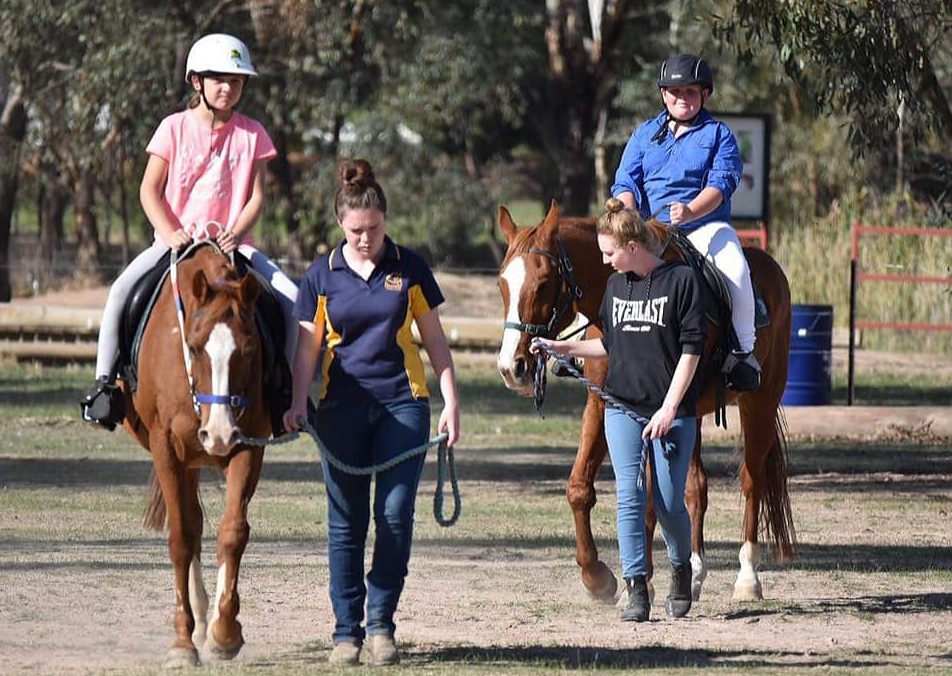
[145,110,277,244]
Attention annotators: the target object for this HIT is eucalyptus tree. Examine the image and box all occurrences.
[718,0,952,202]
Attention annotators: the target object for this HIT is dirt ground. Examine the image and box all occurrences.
[1,431,950,674]
[2,277,951,673]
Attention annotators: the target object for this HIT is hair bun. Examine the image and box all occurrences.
[604,197,626,215]
[338,159,376,189]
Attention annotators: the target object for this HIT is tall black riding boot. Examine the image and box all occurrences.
[620,575,649,622]
[665,561,693,618]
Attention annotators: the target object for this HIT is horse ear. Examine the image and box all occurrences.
[238,272,260,306]
[539,199,560,237]
[498,205,517,244]
[192,270,213,305]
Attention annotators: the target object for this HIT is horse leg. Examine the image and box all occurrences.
[569,393,617,603]
[684,427,709,601]
[184,468,209,649]
[206,446,263,660]
[733,386,795,601]
[152,444,201,668]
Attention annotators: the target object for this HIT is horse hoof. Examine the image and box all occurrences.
[581,561,618,604]
[163,647,199,669]
[205,623,244,661]
[731,581,763,601]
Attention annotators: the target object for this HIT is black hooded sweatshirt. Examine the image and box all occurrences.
[598,260,706,418]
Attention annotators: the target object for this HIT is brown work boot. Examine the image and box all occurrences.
[328,640,361,666]
[367,633,400,666]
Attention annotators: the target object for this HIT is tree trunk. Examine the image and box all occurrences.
[0,79,26,302]
[0,170,16,301]
[542,0,629,216]
[39,179,69,263]
[73,169,101,271]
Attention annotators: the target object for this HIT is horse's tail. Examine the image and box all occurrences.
[761,407,796,562]
[142,469,167,532]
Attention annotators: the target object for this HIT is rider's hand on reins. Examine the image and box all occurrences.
[216,230,238,254]
[168,228,193,251]
[669,202,694,226]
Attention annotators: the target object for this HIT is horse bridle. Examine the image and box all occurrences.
[503,235,584,339]
[170,240,250,419]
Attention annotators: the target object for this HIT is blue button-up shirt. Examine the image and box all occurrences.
[611,109,742,233]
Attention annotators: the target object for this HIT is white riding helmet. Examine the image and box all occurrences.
[184,34,257,82]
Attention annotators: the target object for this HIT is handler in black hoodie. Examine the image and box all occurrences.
[531,198,705,623]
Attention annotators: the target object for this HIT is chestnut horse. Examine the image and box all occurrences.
[496,202,795,603]
[120,244,271,667]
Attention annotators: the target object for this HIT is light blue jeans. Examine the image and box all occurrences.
[604,409,695,579]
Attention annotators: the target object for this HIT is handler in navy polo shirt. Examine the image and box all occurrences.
[283,159,460,667]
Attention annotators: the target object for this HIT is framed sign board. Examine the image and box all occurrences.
[715,113,771,221]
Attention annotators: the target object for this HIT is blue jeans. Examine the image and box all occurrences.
[604,409,695,579]
[314,398,430,644]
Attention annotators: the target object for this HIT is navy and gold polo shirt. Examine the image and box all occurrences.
[294,236,445,404]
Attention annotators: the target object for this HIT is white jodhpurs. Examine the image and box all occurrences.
[95,240,170,379]
[238,244,299,360]
[686,221,756,352]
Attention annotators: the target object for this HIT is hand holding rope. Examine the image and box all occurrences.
[530,338,676,490]
[235,421,461,527]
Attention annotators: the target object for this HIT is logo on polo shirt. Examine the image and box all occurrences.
[384,273,404,292]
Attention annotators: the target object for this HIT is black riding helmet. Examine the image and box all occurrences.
[657,53,714,94]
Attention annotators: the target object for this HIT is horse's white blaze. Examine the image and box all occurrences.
[209,563,228,628]
[188,556,209,645]
[497,257,527,380]
[201,322,237,452]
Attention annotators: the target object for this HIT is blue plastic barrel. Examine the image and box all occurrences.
[782,304,833,406]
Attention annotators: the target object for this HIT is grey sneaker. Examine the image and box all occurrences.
[328,640,361,666]
[367,633,400,666]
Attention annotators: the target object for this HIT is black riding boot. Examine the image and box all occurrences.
[665,561,693,618]
[723,351,761,391]
[620,575,649,622]
[80,376,124,431]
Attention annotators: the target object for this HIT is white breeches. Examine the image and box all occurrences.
[686,221,756,352]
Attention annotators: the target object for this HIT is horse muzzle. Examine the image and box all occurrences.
[497,354,533,395]
[198,419,241,456]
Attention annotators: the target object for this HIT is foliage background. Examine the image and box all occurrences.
[0,0,949,350]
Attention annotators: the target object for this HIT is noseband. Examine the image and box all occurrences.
[503,235,583,339]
